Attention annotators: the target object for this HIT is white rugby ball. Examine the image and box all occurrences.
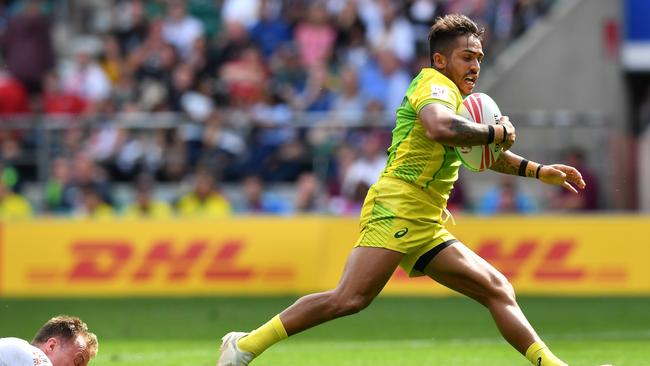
[454,93,503,172]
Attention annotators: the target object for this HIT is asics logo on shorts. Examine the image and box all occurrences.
[394,227,409,238]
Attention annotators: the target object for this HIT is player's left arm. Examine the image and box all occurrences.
[489,150,587,193]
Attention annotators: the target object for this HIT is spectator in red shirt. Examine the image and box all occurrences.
[0,70,29,115]
[42,72,87,115]
[219,46,268,106]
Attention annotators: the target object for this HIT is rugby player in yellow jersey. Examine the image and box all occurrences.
[218,14,586,366]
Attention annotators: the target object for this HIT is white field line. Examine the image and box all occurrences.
[275,330,650,351]
[104,350,212,361]
[108,330,650,360]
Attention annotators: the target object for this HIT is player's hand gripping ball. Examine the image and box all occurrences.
[454,93,510,172]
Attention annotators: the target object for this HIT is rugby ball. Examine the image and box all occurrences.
[454,93,503,172]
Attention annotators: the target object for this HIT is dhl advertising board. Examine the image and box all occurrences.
[0,216,648,297]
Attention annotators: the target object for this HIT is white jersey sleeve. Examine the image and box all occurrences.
[0,338,53,366]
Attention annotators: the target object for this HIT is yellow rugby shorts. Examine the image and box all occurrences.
[354,177,457,277]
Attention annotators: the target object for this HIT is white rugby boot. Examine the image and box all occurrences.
[217,332,255,366]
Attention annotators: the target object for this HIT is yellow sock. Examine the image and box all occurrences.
[237,315,288,356]
[525,341,568,366]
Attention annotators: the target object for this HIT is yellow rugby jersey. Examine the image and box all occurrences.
[382,68,463,208]
[123,200,174,219]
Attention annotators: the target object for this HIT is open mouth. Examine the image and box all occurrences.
[464,76,477,87]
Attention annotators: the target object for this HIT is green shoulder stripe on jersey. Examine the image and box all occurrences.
[384,75,423,172]
[405,72,425,95]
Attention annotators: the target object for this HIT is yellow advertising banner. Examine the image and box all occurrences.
[1,216,649,297]
[1,218,330,297]
[382,215,650,295]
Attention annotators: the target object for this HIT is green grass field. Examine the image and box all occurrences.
[1,296,649,366]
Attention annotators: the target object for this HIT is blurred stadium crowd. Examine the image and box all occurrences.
[0,0,560,219]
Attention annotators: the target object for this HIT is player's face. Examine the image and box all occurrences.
[442,35,484,95]
[44,336,91,366]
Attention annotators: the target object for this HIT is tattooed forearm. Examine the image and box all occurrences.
[449,116,490,144]
[419,104,498,147]
[434,115,489,147]
[489,151,520,175]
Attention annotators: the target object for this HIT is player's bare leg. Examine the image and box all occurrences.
[218,246,402,365]
[280,246,403,335]
[422,242,567,366]
[423,242,537,352]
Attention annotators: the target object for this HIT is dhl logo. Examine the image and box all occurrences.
[23,238,626,286]
[393,239,626,283]
[28,240,295,283]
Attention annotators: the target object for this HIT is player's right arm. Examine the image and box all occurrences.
[419,103,516,150]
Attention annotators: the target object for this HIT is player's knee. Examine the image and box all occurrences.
[329,292,372,316]
[486,272,516,305]
[343,294,372,315]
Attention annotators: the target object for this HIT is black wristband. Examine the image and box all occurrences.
[487,125,495,144]
[518,159,528,177]
[501,125,508,143]
[536,164,544,179]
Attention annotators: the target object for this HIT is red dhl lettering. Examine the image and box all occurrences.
[392,239,623,283]
[69,241,132,280]
[477,239,586,281]
[531,240,585,280]
[59,240,289,283]
[204,240,254,280]
[132,240,207,281]
[476,239,536,279]
[29,237,626,286]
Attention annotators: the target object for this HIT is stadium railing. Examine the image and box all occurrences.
[0,109,622,212]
